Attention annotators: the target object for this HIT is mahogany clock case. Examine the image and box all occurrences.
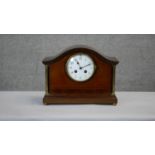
[42,47,119,105]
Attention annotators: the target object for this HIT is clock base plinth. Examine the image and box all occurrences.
[43,94,117,105]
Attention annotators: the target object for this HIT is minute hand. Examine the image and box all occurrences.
[80,63,91,69]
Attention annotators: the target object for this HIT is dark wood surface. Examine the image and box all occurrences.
[43,94,117,105]
[43,47,119,105]
[49,53,113,93]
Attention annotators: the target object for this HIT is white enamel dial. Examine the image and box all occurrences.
[66,53,95,82]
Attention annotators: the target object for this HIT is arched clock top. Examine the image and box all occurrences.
[42,47,119,65]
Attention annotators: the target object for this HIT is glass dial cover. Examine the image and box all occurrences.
[66,53,95,82]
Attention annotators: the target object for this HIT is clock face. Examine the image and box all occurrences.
[66,53,95,82]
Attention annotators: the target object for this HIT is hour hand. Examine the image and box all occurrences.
[74,59,81,66]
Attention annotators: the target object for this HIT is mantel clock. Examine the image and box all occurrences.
[42,47,119,105]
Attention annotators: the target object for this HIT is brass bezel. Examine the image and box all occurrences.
[65,53,97,82]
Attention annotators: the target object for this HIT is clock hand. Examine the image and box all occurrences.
[74,59,81,67]
[80,64,91,69]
